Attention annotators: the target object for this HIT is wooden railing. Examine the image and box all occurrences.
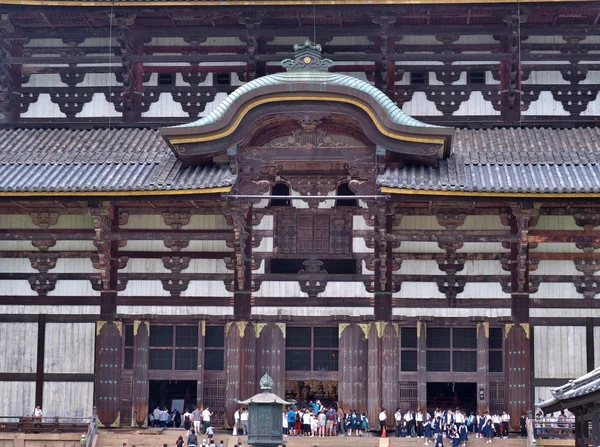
[0,415,91,433]
[532,417,575,440]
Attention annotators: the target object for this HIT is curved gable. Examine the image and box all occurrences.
[160,41,454,166]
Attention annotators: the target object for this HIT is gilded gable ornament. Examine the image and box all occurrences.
[281,40,334,71]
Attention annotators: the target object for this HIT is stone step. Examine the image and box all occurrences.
[96,430,528,447]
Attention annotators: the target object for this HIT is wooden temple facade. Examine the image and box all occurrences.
[0,0,599,432]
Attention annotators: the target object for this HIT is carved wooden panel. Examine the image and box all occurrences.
[276,212,297,254]
[297,215,314,254]
[330,214,351,255]
[313,215,330,254]
[275,210,351,255]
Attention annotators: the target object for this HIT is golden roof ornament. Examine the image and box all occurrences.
[281,40,334,71]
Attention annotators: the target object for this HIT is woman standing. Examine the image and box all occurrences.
[424,418,433,446]
[483,419,494,444]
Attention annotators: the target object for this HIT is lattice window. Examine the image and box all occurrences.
[120,377,133,427]
[398,381,418,411]
[489,381,505,414]
[313,215,330,254]
[276,212,297,254]
[203,379,226,426]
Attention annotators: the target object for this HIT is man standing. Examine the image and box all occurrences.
[394,408,403,437]
[240,408,249,436]
[201,407,212,435]
[379,408,387,436]
[153,407,161,427]
[192,407,202,434]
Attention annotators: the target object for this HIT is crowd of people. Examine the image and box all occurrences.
[151,400,529,447]
[276,403,529,444]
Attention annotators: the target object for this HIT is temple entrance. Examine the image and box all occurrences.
[427,382,477,413]
[285,380,338,409]
[149,380,196,419]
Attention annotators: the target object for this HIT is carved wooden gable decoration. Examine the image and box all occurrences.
[159,40,455,169]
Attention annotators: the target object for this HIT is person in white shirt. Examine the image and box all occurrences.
[240,408,249,436]
[500,411,510,438]
[233,408,240,435]
[404,410,414,437]
[282,411,289,436]
[416,410,424,437]
[394,408,403,437]
[201,407,212,434]
[32,406,43,419]
[492,413,501,437]
[379,409,387,436]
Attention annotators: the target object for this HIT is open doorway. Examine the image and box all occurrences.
[149,380,197,418]
[427,382,477,414]
[285,380,338,409]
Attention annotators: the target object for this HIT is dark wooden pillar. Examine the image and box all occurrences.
[35,314,46,407]
[132,320,149,427]
[416,321,427,411]
[585,318,594,372]
[477,322,490,414]
[96,321,123,427]
[381,323,399,427]
[338,323,368,414]
[367,323,382,429]
[504,323,530,430]
[256,323,285,397]
[224,322,256,423]
[591,411,600,447]
[196,321,205,410]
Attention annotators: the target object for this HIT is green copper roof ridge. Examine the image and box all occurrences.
[169,71,445,131]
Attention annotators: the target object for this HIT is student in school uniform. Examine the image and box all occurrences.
[501,410,510,438]
[483,419,494,444]
[435,430,444,447]
[519,413,528,439]
[459,421,469,447]
[424,418,433,446]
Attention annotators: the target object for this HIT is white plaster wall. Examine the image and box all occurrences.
[252,306,374,317]
[530,283,581,299]
[534,261,580,276]
[43,382,94,418]
[0,305,99,315]
[0,323,38,373]
[0,382,36,419]
[458,283,511,299]
[49,280,100,297]
[534,326,587,379]
[393,307,511,318]
[44,323,95,374]
[124,240,231,252]
[253,281,303,298]
[181,280,232,297]
[394,282,445,299]
[393,242,444,254]
[0,215,94,229]
[533,216,580,231]
[117,305,234,316]
[522,91,569,116]
[530,309,600,318]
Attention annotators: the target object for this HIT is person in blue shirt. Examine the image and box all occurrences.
[287,407,296,436]
[424,419,433,445]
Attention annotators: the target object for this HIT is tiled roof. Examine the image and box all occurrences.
[377,127,600,193]
[0,128,236,193]
[540,366,600,410]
